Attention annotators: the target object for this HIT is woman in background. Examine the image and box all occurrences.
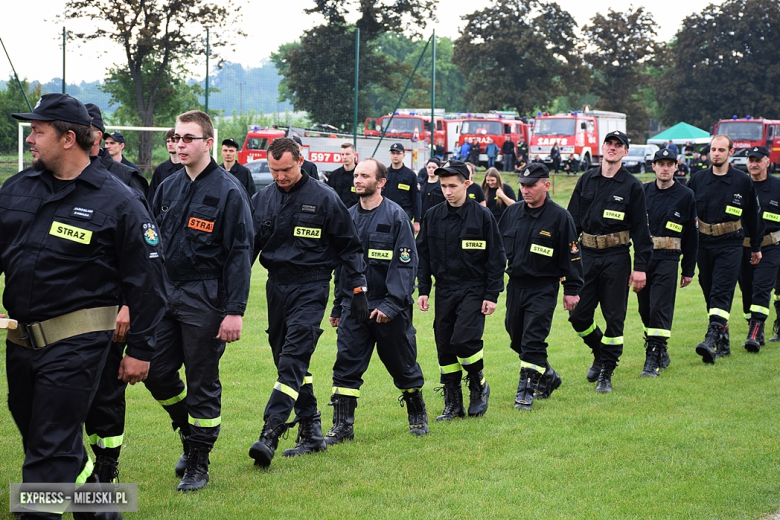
[482,168,516,221]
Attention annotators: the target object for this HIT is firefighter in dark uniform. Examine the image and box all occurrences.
[417,160,506,420]
[248,137,368,469]
[567,131,653,393]
[220,138,256,197]
[83,103,152,485]
[384,142,422,233]
[325,158,427,444]
[148,129,181,202]
[637,149,698,376]
[498,163,582,411]
[4,94,166,520]
[501,138,516,172]
[737,146,780,352]
[144,110,253,492]
[103,131,138,171]
[517,136,529,168]
[292,136,320,180]
[688,135,762,363]
[325,142,359,208]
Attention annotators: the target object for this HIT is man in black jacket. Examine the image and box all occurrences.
[384,142,422,233]
[220,138,255,197]
[501,138,516,172]
[325,142,359,208]
[148,129,181,202]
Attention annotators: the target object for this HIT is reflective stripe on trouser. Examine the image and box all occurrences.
[698,245,742,325]
[85,340,128,458]
[520,360,546,374]
[144,279,227,447]
[569,252,631,364]
[332,305,424,393]
[433,285,487,382]
[265,279,330,424]
[739,245,780,321]
[505,279,559,365]
[637,258,678,346]
[87,434,124,449]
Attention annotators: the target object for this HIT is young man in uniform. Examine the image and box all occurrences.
[148,129,181,202]
[384,142,422,233]
[325,142,359,208]
[104,131,138,171]
[416,160,506,420]
[144,110,253,492]
[517,136,529,168]
[4,93,166,519]
[567,131,653,393]
[326,158,427,443]
[637,149,697,376]
[501,137,516,172]
[737,146,780,352]
[688,135,762,363]
[220,138,256,197]
[498,163,582,410]
[248,137,368,469]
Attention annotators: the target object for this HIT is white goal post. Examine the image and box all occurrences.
[17,123,219,171]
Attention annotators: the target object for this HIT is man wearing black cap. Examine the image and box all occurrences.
[416,160,505,420]
[292,135,320,180]
[220,138,255,196]
[636,148,698,376]
[148,129,182,202]
[737,146,780,352]
[104,131,138,171]
[498,163,582,410]
[688,135,762,363]
[325,157,428,444]
[384,143,422,234]
[325,142,359,208]
[4,93,166,519]
[567,130,653,393]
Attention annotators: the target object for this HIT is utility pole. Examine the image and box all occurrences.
[62,27,66,94]
[205,27,210,114]
[239,82,245,114]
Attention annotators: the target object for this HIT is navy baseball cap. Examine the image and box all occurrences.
[105,131,126,144]
[435,160,470,179]
[12,93,91,127]
[84,103,105,133]
[747,146,770,159]
[604,130,629,149]
[222,138,240,149]
[652,148,677,162]
[517,163,550,184]
[390,143,405,153]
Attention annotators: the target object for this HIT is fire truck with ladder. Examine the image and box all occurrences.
[713,116,780,172]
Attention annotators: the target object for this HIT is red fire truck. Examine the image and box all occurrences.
[530,110,626,168]
[456,112,533,165]
[364,109,448,148]
[713,116,780,171]
[238,126,285,164]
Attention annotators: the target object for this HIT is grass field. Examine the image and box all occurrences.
[1,174,779,519]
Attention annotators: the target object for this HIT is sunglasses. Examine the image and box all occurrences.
[171,135,209,143]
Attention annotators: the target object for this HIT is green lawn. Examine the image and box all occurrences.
[1,175,779,519]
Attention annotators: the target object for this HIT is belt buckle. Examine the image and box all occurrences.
[17,322,45,350]
[596,235,607,249]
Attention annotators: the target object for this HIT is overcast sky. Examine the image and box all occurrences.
[3,0,723,84]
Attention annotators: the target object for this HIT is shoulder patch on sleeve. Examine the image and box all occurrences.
[399,247,412,263]
[143,222,159,245]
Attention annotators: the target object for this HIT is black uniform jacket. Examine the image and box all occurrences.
[417,197,506,302]
[148,158,181,203]
[120,156,139,172]
[384,165,422,222]
[567,165,653,271]
[333,198,416,320]
[326,165,359,208]
[644,180,698,277]
[498,197,583,295]
[251,173,366,289]
[0,158,167,361]
[97,147,148,198]
[687,166,763,251]
[302,160,319,181]
[749,174,780,243]
[420,177,445,218]
[222,161,256,198]
[152,158,253,316]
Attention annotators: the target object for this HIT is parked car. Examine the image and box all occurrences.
[246,159,274,191]
[623,144,659,173]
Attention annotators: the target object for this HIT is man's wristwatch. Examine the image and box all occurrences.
[353,286,368,294]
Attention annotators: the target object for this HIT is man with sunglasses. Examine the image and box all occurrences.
[148,129,182,202]
[144,111,253,492]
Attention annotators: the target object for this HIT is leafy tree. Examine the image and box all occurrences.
[62,0,242,169]
[656,0,780,129]
[0,78,42,154]
[454,0,590,116]
[581,8,663,140]
[305,0,436,40]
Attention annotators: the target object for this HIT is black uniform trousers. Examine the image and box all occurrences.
[637,259,679,345]
[697,246,742,325]
[264,279,329,425]
[332,305,424,394]
[568,252,631,365]
[84,341,127,458]
[739,244,780,321]
[502,151,515,172]
[7,331,113,518]
[144,279,226,448]
[433,284,486,383]
[505,279,558,366]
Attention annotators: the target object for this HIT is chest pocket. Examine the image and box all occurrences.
[603,197,627,222]
[47,207,106,258]
[367,232,394,264]
[724,191,744,218]
[294,213,325,248]
[460,227,486,261]
[186,204,221,245]
[664,208,684,235]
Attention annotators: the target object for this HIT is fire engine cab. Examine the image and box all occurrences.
[238,126,285,164]
[456,111,532,165]
[530,110,626,168]
[713,116,780,172]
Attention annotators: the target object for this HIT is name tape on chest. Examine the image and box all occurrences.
[188,217,214,233]
[368,249,393,260]
[725,205,742,217]
[398,183,410,191]
[462,240,486,250]
[603,209,625,221]
[665,221,683,233]
[294,226,322,239]
[50,221,92,244]
[530,244,554,257]
[763,211,780,222]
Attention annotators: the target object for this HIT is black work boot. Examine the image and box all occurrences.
[324,395,357,446]
[696,322,724,364]
[534,364,562,399]
[659,343,670,370]
[758,320,766,346]
[465,370,490,417]
[514,367,534,410]
[595,362,616,393]
[249,421,289,468]
[175,430,189,478]
[582,328,603,382]
[283,412,327,458]
[435,382,465,422]
[715,324,731,358]
[640,341,662,377]
[744,319,762,353]
[770,303,780,341]
[176,445,210,492]
[94,455,119,484]
[399,389,428,435]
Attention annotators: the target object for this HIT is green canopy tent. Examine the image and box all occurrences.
[647,122,711,146]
